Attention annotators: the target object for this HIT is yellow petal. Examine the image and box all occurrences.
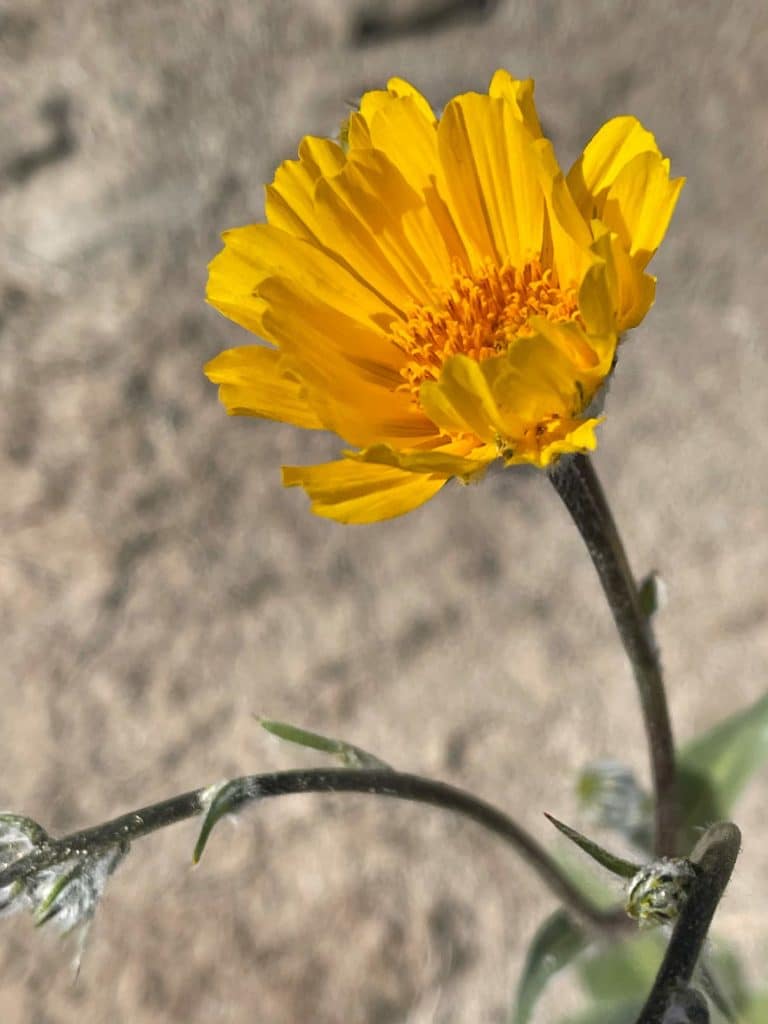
[421,338,599,447]
[207,224,402,366]
[204,345,325,429]
[313,149,456,305]
[257,276,435,447]
[208,227,438,446]
[265,136,347,241]
[351,441,494,480]
[528,315,614,382]
[484,334,606,466]
[576,260,615,342]
[504,416,603,467]
[590,221,657,331]
[282,459,446,523]
[603,152,685,268]
[385,78,436,122]
[345,110,372,149]
[567,116,662,217]
[358,98,467,272]
[362,95,438,190]
[206,245,270,335]
[488,334,593,425]
[269,140,448,310]
[488,71,543,138]
[420,353,508,442]
[568,118,684,270]
[358,78,436,129]
[437,94,545,267]
[533,137,595,287]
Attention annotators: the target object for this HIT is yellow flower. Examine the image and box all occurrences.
[206,71,683,523]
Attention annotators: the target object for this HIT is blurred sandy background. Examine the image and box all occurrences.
[1,1,767,1021]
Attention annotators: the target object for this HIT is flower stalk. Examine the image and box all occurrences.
[549,453,677,856]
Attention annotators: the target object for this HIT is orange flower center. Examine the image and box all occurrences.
[392,258,581,398]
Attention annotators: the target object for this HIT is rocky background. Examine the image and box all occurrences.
[1,1,767,1021]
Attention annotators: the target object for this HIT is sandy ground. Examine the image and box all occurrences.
[1,1,767,1021]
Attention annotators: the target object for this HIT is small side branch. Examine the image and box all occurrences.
[0,768,627,935]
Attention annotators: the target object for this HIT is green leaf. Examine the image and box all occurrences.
[638,571,665,618]
[560,999,643,1024]
[512,909,589,1024]
[0,813,49,848]
[193,779,255,864]
[0,879,23,913]
[555,933,664,1024]
[544,814,639,879]
[260,718,390,769]
[34,861,85,927]
[678,691,768,844]
[579,932,663,1002]
[742,993,768,1024]
[699,944,749,1022]
[562,939,744,1024]
[576,761,652,852]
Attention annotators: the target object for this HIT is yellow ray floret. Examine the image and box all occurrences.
[206,70,683,523]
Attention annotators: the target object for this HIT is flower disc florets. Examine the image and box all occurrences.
[206,71,683,522]
[394,258,582,396]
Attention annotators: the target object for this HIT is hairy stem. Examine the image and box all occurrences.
[635,822,741,1023]
[549,454,677,855]
[0,768,627,935]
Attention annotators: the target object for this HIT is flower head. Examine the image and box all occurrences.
[206,72,683,522]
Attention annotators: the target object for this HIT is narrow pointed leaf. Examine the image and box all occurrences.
[0,879,24,916]
[512,909,589,1024]
[678,691,768,843]
[544,814,639,879]
[34,862,83,927]
[193,779,256,864]
[260,718,390,769]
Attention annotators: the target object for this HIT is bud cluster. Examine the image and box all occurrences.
[625,857,698,927]
[0,813,127,938]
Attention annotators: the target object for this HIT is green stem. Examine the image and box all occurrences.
[0,768,627,935]
[549,454,677,855]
